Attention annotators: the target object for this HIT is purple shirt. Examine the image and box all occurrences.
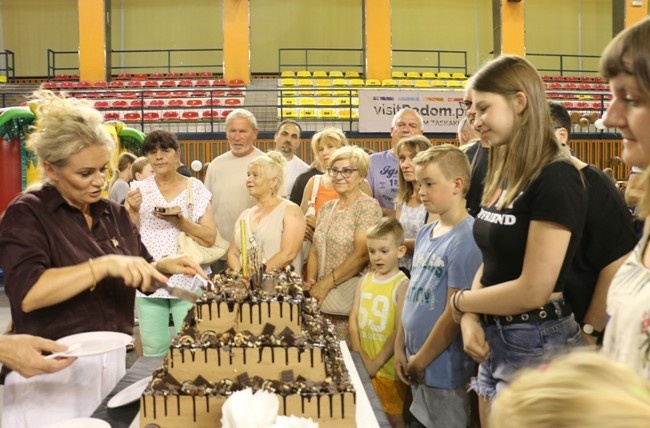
[0,184,152,341]
[368,150,399,210]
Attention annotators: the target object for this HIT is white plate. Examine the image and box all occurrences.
[107,375,152,408]
[44,417,110,428]
[56,331,133,358]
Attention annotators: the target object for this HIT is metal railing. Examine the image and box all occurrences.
[278,48,365,73]
[527,53,601,76]
[0,50,16,83]
[46,48,224,80]
[392,49,468,75]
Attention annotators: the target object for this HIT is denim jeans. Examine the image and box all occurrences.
[470,313,582,399]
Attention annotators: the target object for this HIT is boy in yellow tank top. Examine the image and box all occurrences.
[350,217,409,428]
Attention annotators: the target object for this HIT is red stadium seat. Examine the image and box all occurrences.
[54,74,68,81]
[160,80,176,88]
[127,81,143,88]
[59,81,74,89]
[212,79,227,87]
[112,100,128,108]
[92,81,108,89]
[182,72,198,79]
[211,90,226,97]
[195,79,211,87]
[103,112,120,121]
[182,111,200,120]
[225,98,242,106]
[149,72,165,80]
[109,81,125,88]
[221,109,233,118]
[132,73,148,81]
[199,71,214,78]
[205,98,221,106]
[42,82,58,89]
[228,79,245,87]
[130,99,146,108]
[171,91,188,98]
[94,101,110,109]
[190,91,209,97]
[165,72,181,79]
[226,90,244,97]
[186,99,203,107]
[143,112,160,122]
[116,73,131,80]
[143,80,160,88]
[123,112,141,122]
[178,80,194,88]
[202,110,220,119]
[168,99,184,107]
[149,99,165,107]
[162,111,180,120]
[77,81,91,88]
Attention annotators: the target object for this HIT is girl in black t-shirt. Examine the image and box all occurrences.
[449,56,587,427]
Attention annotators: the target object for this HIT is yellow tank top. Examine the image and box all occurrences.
[357,270,407,380]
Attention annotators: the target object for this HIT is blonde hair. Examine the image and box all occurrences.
[26,90,115,176]
[131,156,151,180]
[490,351,650,428]
[413,144,471,196]
[310,127,348,163]
[249,150,286,195]
[600,18,650,217]
[395,135,432,205]
[367,217,405,246]
[328,145,370,178]
[471,56,561,209]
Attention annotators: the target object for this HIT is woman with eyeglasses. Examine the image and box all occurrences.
[306,146,382,342]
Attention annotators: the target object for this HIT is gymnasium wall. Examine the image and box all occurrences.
[0,0,622,78]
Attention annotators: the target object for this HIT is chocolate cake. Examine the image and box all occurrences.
[139,267,356,427]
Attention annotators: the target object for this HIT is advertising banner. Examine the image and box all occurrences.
[358,89,466,133]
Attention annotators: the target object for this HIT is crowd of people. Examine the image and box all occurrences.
[2,16,650,428]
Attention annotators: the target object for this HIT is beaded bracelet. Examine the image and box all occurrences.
[88,259,97,292]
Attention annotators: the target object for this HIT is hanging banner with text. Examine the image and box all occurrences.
[358,89,466,133]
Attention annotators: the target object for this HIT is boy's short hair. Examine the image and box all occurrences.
[413,144,471,196]
[367,217,405,245]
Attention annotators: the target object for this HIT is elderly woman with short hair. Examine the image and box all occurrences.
[306,146,382,342]
[227,151,306,274]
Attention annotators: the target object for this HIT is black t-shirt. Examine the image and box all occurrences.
[473,160,587,292]
[465,142,489,217]
[289,167,322,205]
[564,164,637,323]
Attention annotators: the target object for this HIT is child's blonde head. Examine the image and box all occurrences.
[367,217,405,247]
[413,144,471,196]
[490,351,650,428]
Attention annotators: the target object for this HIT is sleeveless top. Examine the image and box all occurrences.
[233,198,302,273]
[398,201,427,271]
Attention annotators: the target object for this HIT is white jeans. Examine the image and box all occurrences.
[3,347,125,428]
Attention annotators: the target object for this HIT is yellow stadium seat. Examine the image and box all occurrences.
[297,78,313,87]
[452,72,467,79]
[392,71,406,79]
[431,80,446,88]
[337,108,359,120]
[314,79,332,89]
[281,89,297,96]
[437,72,452,79]
[281,97,298,106]
[335,97,351,106]
[365,79,381,87]
[299,97,316,106]
[280,71,296,78]
[414,80,432,88]
[280,78,296,86]
[329,70,344,78]
[318,108,336,119]
[278,108,298,119]
[299,108,316,119]
[382,78,397,87]
[332,89,351,96]
[312,71,328,79]
[407,71,421,79]
[422,72,437,79]
[398,79,414,87]
[349,78,364,87]
[345,71,360,78]
[350,90,358,97]
[296,70,311,78]
[332,78,348,87]
[315,89,332,96]
[352,98,359,106]
[317,98,335,106]
[446,80,463,88]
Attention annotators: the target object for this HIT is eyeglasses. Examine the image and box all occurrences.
[327,167,358,178]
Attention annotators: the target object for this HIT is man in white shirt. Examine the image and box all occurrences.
[274,120,309,197]
[368,108,424,217]
[204,109,264,244]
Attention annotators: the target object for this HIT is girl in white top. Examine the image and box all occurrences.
[395,135,433,272]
